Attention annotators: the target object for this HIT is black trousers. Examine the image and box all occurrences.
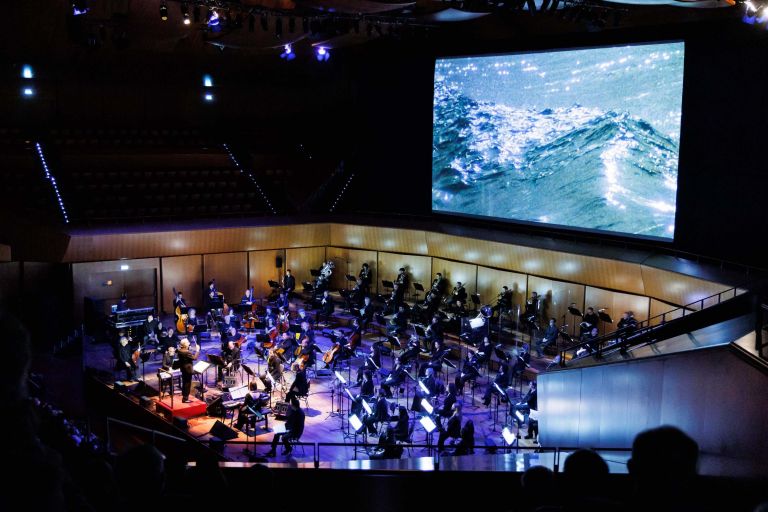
[270,432,295,451]
[181,371,193,400]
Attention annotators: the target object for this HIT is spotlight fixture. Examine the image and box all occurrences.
[23,87,35,97]
[160,2,168,21]
[203,74,213,87]
[181,2,190,24]
[280,44,295,61]
[22,65,34,79]
[204,93,214,102]
[315,46,330,62]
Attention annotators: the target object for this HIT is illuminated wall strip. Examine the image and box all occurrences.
[34,142,70,224]
[329,173,354,212]
[222,143,277,215]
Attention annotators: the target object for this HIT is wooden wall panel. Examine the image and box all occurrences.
[203,252,248,305]
[431,258,478,296]
[641,266,730,310]
[64,223,330,263]
[476,267,528,312]
[584,286,651,333]
[527,276,586,331]
[73,258,160,322]
[330,224,428,255]
[426,232,646,296]
[326,247,378,293]
[286,247,327,289]
[160,255,202,314]
[377,252,432,298]
[648,298,694,326]
[249,250,285,299]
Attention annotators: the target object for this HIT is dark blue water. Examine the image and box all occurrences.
[432,43,684,239]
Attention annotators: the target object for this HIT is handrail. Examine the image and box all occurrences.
[200,438,631,472]
[106,416,187,453]
[558,285,747,365]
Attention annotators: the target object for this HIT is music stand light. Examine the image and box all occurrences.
[421,399,434,414]
[362,399,373,415]
[419,415,437,434]
[349,413,365,433]
[502,426,515,445]
[335,370,347,384]
[598,310,613,324]
[418,380,431,395]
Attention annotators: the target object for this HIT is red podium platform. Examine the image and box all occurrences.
[156,396,208,419]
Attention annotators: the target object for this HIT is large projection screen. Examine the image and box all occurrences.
[432,42,684,240]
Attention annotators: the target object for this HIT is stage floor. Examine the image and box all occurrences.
[86,298,550,465]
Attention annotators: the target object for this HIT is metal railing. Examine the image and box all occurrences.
[106,416,187,454]
[558,285,748,365]
[199,438,631,473]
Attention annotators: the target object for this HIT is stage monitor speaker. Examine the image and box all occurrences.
[209,420,238,441]
[173,417,189,430]
[140,396,153,409]
[276,256,283,268]
[132,381,160,398]
[206,396,225,417]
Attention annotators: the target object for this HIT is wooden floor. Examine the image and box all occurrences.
[86,296,550,465]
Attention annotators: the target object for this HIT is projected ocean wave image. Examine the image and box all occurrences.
[432,43,684,239]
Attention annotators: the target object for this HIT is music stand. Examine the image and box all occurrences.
[413,324,427,339]
[382,280,394,291]
[242,364,256,390]
[413,282,424,301]
[598,309,613,336]
[470,293,481,312]
[345,274,357,282]
[494,345,510,363]
[568,305,583,337]
[268,280,280,289]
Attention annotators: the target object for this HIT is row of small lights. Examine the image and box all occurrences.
[329,173,354,212]
[35,142,71,224]
[222,143,277,214]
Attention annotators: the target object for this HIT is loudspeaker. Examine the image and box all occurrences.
[206,396,225,417]
[273,400,290,418]
[173,417,188,430]
[208,420,238,441]
[132,381,159,397]
[276,256,283,268]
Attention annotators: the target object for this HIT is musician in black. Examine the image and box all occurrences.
[422,315,444,352]
[423,290,442,321]
[387,305,409,336]
[512,380,537,428]
[283,269,296,297]
[511,343,531,378]
[143,314,161,345]
[177,338,199,403]
[359,263,372,295]
[286,363,309,402]
[276,292,289,311]
[357,343,382,385]
[492,286,512,317]
[319,290,334,325]
[431,273,447,295]
[241,288,254,306]
[437,402,462,452]
[234,391,268,431]
[420,339,448,376]
[360,369,375,397]
[368,425,404,460]
[295,308,314,328]
[454,357,480,393]
[381,360,407,398]
[173,290,187,310]
[359,295,374,330]
[116,293,128,312]
[261,350,284,392]
[394,267,408,289]
[394,406,410,443]
[482,361,511,406]
[265,398,304,457]
[436,382,457,421]
[344,280,364,312]
[386,283,403,315]
[398,336,420,365]
[205,281,219,311]
[363,388,390,434]
[448,281,468,311]
[617,310,638,333]
[158,327,178,352]
[581,307,600,337]
[161,346,176,371]
[115,336,136,381]
[536,318,560,357]
[411,367,438,412]
[218,340,241,382]
[296,335,317,369]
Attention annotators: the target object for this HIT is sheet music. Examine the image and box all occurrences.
[193,361,211,373]
[273,423,286,434]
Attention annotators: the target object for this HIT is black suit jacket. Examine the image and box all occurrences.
[283,275,296,291]
[286,407,305,439]
[177,348,197,375]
